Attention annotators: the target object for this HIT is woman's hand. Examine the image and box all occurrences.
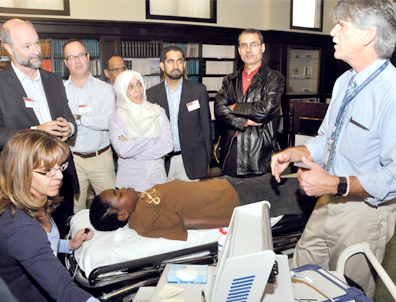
[68,228,94,251]
[118,135,127,142]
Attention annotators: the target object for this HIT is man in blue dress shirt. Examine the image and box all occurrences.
[271,0,396,298]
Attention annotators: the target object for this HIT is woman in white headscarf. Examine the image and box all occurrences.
[109,70,173,191]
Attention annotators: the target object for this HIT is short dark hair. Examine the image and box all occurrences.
[89,194,128,231]
[104,54,124,70]
[238,28,264,45]
[62,38,87,58]
[160,45,186,63]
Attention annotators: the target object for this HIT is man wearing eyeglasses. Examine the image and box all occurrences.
[214,28,285,178]
[104,55,126,85]
[0,19,79,237]
[63,38,116,214]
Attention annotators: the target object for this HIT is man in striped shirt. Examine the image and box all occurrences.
[63,38,116,214]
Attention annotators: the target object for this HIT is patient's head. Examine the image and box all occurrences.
[90,188,139,231]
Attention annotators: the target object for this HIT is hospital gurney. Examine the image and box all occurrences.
[66,209,310,301]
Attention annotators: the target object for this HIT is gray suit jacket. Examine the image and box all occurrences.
[0,65,79,193]
[147,79,212,179]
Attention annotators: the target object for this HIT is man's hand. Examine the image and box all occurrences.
[247,119,263,126]
[227,104,262,126]
[37,117,71,141]
[297,157,338,196]
[119,135,127,142]
[56,117,71,141]
[271,149,293,182]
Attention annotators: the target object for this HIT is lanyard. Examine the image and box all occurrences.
[329,59,390,140]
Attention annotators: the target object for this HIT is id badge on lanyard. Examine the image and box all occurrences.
[322,59,389,167]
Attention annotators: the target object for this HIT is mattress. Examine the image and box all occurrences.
[70,209,283,277]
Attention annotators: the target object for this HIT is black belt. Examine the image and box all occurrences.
[73,145,110,159]
[172,151,182,156]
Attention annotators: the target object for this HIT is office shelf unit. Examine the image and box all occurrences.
[202,44,236,98]
[120,40,162,89]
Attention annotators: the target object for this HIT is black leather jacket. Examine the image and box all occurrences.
[214,61,285,175]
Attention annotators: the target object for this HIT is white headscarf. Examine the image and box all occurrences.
[114,70,161,139]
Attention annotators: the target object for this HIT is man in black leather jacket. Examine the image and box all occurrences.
[214,28,285,177]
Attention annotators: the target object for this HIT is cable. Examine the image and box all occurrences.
[72,228,90,280]
[290,271,336,302]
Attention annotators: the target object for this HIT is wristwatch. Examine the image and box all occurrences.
[76,115,81,126]
[336,177,347,196]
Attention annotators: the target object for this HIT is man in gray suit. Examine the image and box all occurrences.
[146,45,212,181]
[0,19,78,237]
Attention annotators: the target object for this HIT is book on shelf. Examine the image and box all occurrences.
[188,76,199,82]
[40,40,51,57]
[205,61,234,75]
[53,39,99,57]
[202,77,223,91]
[186,60,200,75]
[202,44,235,59]
[124,58,160,76]
[53,40,66,57]
[82,39,100,57]
[142,75,161,89]
[0,60,10,70]
[163,42,200,58]
[41,59,52,72]
[121,41,160,58]
[53,59,69,77]
[89,59,101,76]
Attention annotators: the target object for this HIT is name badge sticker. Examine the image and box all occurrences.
[187,100,200,112]
[79,104,92,113]
[23,97,39,108]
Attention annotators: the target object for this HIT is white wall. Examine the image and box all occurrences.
[0,0,337,35]
[268,0,338,35]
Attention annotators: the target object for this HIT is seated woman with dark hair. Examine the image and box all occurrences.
[90,175,317,241]
[0,130,98,302]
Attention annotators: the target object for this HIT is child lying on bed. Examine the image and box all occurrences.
[89,174,317,241]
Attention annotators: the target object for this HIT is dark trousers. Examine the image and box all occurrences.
[223,139,238,177]
[223,173,317,217]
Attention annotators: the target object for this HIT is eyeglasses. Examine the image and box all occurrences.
[240,42,262,49]
[65,53,88,61]
[33,162,69,178]
[108,67,127,72]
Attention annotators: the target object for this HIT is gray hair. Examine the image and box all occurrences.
[0,26,12,47]
[0,19,35,48]
[332,0,396,59]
